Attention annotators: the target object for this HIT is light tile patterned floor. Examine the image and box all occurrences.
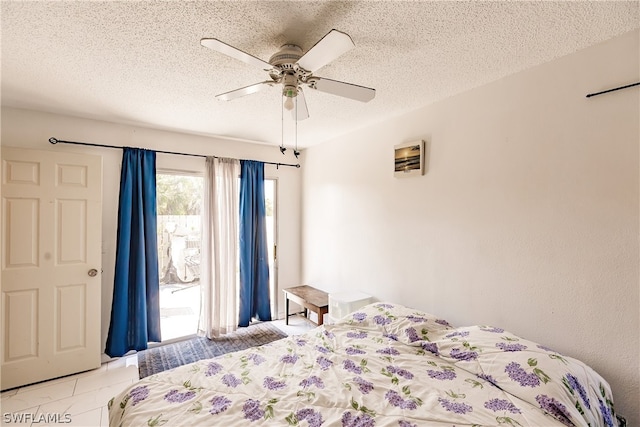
[0,319,313,427]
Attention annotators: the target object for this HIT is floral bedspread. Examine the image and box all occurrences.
[108,303,620,426]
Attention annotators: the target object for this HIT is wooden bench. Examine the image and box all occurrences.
[283,285,329,326]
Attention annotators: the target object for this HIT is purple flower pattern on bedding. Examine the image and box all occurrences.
[280,354,299,364]
[385,390,418,410]
[484,398,522,413]
[565,373,590,409]
[438,397,473,414]
[341,411,374,427]
[316,356,333,370]
[373,315,391,325]
[315,345,331,354]
[376,347,400,356]
[352,376,374,394]
[536,395,573,426]
[427,368,456,380]
[209,396,231,415]
[295,408,323,427]
[263,376,286,390]
[205,361,223,376]
[405,327,421,342]
[164,389,196,403]
[421,341,439,355]
[386,365,414,380]
[481,326,505,333]
[221,373,242,388]
[598,398,615,427]
[108,302,621,427]
[342,359,362,374]
[128,385,149,406]
[505,362,541,387]
[345,346,366,355]
[496,342,528,352]
[247,353,266,365]
[346,331,367,339]
[242,399,264,422]
[435,319,451,327]
[352,312,367,322]
[299,376,325,389]
[450,347,479,361]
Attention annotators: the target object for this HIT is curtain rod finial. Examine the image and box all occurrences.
[49,137,58,144]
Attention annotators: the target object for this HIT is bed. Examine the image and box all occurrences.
[108,302,622,426]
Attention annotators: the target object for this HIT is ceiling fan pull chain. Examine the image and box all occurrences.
[280,93,286,155]
[294,97,299,158]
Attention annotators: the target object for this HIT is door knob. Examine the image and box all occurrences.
[88,269,98,277]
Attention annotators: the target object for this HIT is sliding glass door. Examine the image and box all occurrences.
[156,173,277,341]
[265,179,277,318]
[156,172,203,341]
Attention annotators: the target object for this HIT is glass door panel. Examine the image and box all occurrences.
[157,172,203,341]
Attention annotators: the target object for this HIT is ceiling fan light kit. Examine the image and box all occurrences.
[200,29,376,121]
[282,73,298,111]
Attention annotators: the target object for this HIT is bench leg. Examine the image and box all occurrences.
[285,298,290,325]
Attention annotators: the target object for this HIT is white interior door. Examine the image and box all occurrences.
[1,147,102,390]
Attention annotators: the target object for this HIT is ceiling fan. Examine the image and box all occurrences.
[200,29,376,120]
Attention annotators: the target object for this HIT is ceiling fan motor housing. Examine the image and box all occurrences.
[269,44,311,98]
[269,44,303,67]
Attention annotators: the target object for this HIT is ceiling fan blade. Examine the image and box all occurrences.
[297,29,355,72]
[216,81,273,101]
[309,77,376,102]
[293,88,309,121]
[201,38,272,70]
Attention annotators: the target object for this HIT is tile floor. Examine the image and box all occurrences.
[0,318,314,427]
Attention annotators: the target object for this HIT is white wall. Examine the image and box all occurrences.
[1,108,302,357]
[302,30,639,423]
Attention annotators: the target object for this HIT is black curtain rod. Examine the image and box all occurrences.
[48,137,300,169]
[586,81,640,98]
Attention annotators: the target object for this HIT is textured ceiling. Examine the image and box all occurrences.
[2,1,638,148]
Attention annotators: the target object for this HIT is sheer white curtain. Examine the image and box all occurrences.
[198,157,240,338]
